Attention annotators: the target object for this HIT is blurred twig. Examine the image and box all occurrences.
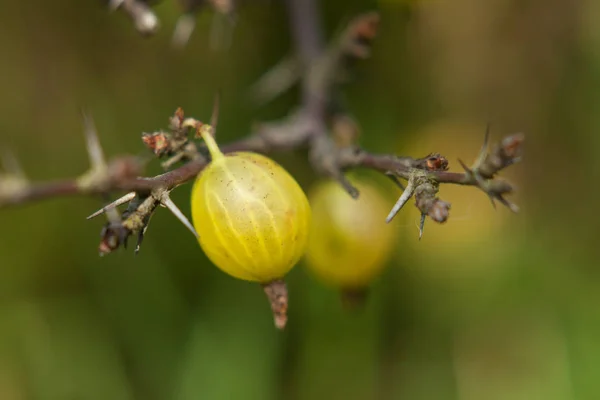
[111,0,160,36]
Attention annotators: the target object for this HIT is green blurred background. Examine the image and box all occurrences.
[0,0,598,399]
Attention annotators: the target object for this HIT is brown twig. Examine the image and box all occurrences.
[0,123,522,216]
[0,102,523,204]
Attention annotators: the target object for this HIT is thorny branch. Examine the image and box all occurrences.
[0,2,524,328]
[0,5,524,249]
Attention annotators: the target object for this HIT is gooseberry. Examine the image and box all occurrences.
[304,176,399,291]
[190,127,311,285]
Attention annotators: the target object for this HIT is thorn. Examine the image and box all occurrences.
[102,192,123,225]
[488,195,497,209]
[118,0,159,36]
[87,192,136,220]
[473,123,491,168]
[457,158,472,174]
[209,10,234,51]
[135,213,153,255]
[386,178,415,223]
[495,195,520,213]
[246,55,302,107]
[385,171,405,190]
[193,94,220,140]
[81,110,106,170]
[161,194,199,238]
[172,13,196,49]
[135,225,147,255]
[418,212,426,240]
[135,9,159,36]
[509,203,520,213]
[108,0,124,11]
[1,149,26,179]
[209,91,221,138]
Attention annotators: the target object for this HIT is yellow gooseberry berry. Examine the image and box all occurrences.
[303,176,399,290]
[190,127,311,284]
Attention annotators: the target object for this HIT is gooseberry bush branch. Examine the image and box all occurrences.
[0,4,523,246]
[0,1,523,327]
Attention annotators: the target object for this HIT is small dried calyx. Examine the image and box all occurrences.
[262,279,289,330]
[142,107,203,169]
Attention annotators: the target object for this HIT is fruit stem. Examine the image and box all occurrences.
[199,124,224,161]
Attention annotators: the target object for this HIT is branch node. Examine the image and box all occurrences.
[453,129,523,212]
[413,170,451,225]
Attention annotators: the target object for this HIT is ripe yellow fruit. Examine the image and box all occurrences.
[304,176,399,289]
[190,127,311,283]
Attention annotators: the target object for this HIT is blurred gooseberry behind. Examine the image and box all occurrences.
[303,174,400,292]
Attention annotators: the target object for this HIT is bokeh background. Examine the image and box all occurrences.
[0,0,598,399]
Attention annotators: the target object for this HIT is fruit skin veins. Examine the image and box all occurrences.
[191,147,311,283]
[304,178,398,289]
